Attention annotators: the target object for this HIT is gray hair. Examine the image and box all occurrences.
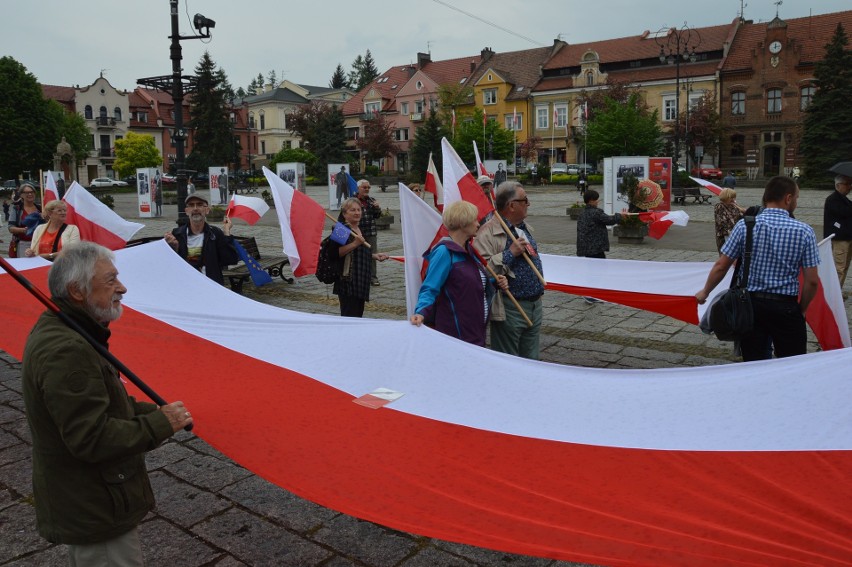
[48,242,115,299]
[357,178,370,188]
[494,181,523,211]
[836,175,851,187]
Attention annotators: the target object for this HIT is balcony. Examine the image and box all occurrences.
[360,112,380,121]
[95,148,115,159]
[410,112,423,122]
[95,116,117,128]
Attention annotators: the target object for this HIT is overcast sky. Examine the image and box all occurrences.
[9,0,849,94]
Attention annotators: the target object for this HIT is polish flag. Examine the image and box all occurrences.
[226,194,269,226]
[62,181,143,249]
[512,106,517,128]
[262,167,325,277]
[689,176,723,196]
[441,138,493,221]
[638,209,690,239]
[803,236,852,350]
[424,152,444,211]
[400,182,444,316]
[43,171,59,204]
[451,108,456,130]
[2,249,851,567]
[482,111,487,128]
[473,140,489,177]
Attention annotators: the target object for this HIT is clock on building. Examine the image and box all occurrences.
[769,40,782,54]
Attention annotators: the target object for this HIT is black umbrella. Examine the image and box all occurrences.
[828,161,852,177]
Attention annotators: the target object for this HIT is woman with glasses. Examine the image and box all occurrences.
[7,183,41,257]
[25,200,80,260]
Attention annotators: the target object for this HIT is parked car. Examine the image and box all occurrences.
[2,180,18,192]
[551,162,569,174]
[89,177,128,187]
[690,163,723,180]
[568,163,597,175]
[121,175,137,186]
[161,174,177,184]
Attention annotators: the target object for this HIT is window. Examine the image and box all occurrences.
[395,128,409,141]
[99,106,107,118]
[536,107,549,129]
[663,97,677,121]
[401,102,409,115]
[365,101,381,115]
[730,135,745,157]
[504,113,523,131]
[586,71,594,86]
[766,89,782,114]
[414,99,424,114]
[113,107,122,121]
[555,106,567,128]
[800,86,815,111]
[483,89,497,105]
[84,105,93,119]
[261,140,266,154]
[284,140,292,149]
[137,111,147,124]
[229,111,236,124]
[731,92,745,115]
[248,114,256,129]
[259,113,266,130]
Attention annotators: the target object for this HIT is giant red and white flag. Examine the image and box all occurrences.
[804,236,852,350]
[424,152,444,211]
[441,138,493,221]
[62,181,143,249]
[1,246,850,567]
[262,166,325,277]
[689,176,723,196]
[43,171,59,204]
[226,194,269,226]
[473,140,488,177]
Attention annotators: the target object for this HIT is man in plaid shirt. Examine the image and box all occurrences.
[696,176,819,361]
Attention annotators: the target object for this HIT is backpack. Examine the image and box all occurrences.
[315,237,340,284]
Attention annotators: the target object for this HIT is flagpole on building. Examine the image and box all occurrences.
[550,108,555,184]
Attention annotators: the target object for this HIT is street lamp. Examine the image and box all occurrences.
[138,1,215,222]
[655,23,700,187]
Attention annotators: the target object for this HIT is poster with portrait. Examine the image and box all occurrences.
[647,157,673,212]
[484,160,508,186]
[277,162,306,194]
[136,168,158,218]
[327,163,350,210]
[208,166,229,206]
[602,156,649,215]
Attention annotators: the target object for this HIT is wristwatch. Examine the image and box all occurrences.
[49,253,55,260]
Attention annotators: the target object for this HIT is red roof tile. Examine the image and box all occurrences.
[420,54,482,85]
[341,65,417,116]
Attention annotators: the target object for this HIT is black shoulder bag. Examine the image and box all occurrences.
[709,215,755,341]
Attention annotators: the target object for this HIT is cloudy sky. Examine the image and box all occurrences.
[9,0,849,93]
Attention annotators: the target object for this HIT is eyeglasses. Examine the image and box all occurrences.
[20,190,35,195]
[511,198,530,205]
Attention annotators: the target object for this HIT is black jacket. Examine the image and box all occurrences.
[823,190,852,241]
[171,223,239,284]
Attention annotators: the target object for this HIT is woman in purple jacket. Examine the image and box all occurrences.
[410,201,507,346]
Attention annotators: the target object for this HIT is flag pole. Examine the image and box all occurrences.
[39,169,44,208]
[470,242,533,328]
[324,212,371,248]
[484,192,546,286]
[0,256,192,431]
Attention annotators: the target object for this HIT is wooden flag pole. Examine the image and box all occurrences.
[470,242,533,328]
[324,212,371,249]
[484,193,546,286]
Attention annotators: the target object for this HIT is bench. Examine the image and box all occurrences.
[223,236,293,293]
[672,187,712,205]
[367,176,401,192]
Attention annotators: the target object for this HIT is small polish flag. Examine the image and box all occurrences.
[638,210,690,239]
[424,153,444,211]
[689,176,723,196]
[226,194,269,226]
[63,182,144,249]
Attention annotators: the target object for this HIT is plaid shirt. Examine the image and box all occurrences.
[721,208,819,296]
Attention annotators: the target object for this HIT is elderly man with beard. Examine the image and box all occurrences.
[164,192,238,284]
[22,242,193,565]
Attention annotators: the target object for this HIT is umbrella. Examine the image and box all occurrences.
[633,179,664,210]
[829,162,852,178]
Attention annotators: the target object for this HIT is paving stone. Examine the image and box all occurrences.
[401,544,476,566]
[311,515,418,567]
[0,442,29,467]
[146,439,201,470]
[165,452,253,491]
[193,507,332,566]
[0,502,50,563]
[149,470,232,527]
[0,428,22,451]
[434,541,553,566]
[0,455,32,497]
[2,544,67,566]
[0,403,24,426]
[220,474,339,534]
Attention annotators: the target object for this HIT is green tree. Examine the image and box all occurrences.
[356,113,399,168]
[0,56,62,179]
[187,52,235,173]
[586,93,662,158]
[450,108,514,166]
[266,69,278,89]
[675,92,722,165]
[58,103,92,168]
[329,64,349,89]
[114,132,162,177]
[409,110,448,180]
[801,23,852,186]
[349,50,380,91]
[288,101,347,177]
[437,83,474,136]
[269,147,318,173]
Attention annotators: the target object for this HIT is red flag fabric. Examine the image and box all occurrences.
[424,153,444,211]
[689,177,723,196]
[226,194,269,226]
[803,237,852,350]
[637,210,690,240]
[43,171,59,204]
[441,138,493,222]
[262,167,325,277]
[473,141,489,177]
[62,182,143,249]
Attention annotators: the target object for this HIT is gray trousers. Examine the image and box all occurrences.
[68,527,143,567]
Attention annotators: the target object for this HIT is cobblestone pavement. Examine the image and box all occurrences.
[1,183,848,566]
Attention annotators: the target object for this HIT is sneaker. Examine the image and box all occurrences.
[371,277,380,286]
[583,297,601,304]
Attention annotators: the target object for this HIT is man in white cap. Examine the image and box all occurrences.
[477,175,496,222]
[164,193,238,285]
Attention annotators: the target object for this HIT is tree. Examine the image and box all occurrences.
[329,64,349,89]
[349,50,380,91]
[266,69,278,89]
[356,113,399,168]
[801,23,852,186]
[114,132,162,178]
[437,83,474,135]
[450,108,514,166]
[0,56,63,179]
[269,147,318,173]
[409,110,448,180]
[186,52,235,173]
[288,101,347,176]
[57,103,92,168]
[517,136,543,166]
[674,92,722,165]
[586,93,663,158]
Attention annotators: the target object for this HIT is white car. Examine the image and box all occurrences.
[90,177,128,187]
[551,163,569,174]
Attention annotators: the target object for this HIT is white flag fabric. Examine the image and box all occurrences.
[43,171,59,204]
[226,194,269,226]
[62,181,143,249]
[689,176,723,196]
[400,182,443,317]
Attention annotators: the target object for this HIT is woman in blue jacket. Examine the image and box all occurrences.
[410,201,507,346]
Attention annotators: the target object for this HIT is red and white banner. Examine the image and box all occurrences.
[226,194,269,226]
[400,182,444,316]
[441,137,493,221]
[43,171,59,204]
[689,176,723,196]
[62,182,143,249]
[473,140,488,177]
[638,209,689,239]
[805,236,852,350]
[424,152,444,211]
[262,167,325,277]
[2,245,850,567]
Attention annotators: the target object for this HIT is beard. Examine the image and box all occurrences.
[87,294,124,323]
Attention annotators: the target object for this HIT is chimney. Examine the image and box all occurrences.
[481,47,494,60]
[470,60,476,73]
[417,52,431,69]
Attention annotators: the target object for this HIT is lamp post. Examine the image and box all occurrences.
[655,23,700,187]
[138,1,215,222]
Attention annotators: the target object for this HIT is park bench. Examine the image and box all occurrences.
[672,187,712,205]
[222,235,293,293]
[367,176,401,192]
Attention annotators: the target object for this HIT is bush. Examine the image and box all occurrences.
[97,194,115,209]
[305,176,320,186]
[364,165,380,176]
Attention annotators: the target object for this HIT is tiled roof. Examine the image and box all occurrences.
[41,84,76,104]
[469,45,556,100]
[420,54,482,85]
[722,10,852,72]
[341,64,417,116]
[245,87,310,105]
[533,58,723,93]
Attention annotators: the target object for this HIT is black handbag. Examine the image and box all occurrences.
[709,216,755,341]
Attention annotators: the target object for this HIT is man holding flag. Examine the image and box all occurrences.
[164,193,238,285]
